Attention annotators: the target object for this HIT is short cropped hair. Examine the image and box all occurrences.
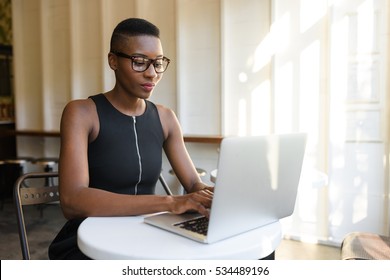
[110,18,160,52]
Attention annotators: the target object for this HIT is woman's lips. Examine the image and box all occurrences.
[141,83,155,92]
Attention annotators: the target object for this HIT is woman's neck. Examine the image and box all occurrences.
[104,90,146,116]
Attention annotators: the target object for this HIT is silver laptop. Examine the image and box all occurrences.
[144,133,307,244]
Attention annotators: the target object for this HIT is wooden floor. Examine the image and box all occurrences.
[276,239,340,260]
[0,199,340,260]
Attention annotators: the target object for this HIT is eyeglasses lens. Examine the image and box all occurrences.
[132,57,169,73]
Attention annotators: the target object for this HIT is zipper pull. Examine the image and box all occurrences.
[132,116,136,123]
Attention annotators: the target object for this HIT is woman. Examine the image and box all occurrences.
[49,18,213,259]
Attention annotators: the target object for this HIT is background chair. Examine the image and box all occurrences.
[13,172,59,260]
[341,231,390,260]
[1,157,33,209]
[31,157,59,186]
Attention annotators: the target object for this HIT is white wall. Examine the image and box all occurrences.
[177,0,221,135]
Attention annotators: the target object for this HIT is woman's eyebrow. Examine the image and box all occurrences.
[131,53,164,59]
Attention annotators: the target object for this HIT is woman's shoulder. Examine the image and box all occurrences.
[154,103,177,120]
[61,97,99,140]
[148,99,172,113]
[62,97,97,122]
[153,103,181,141]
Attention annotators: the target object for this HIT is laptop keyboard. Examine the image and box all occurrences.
[174,216,209,236]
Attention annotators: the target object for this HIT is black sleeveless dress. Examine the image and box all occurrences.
[48,94,165,259]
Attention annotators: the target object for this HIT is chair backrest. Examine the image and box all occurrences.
[158,173,172,195]
[13,172,59,260]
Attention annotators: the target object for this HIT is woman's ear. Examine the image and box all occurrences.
[108,52,117,71]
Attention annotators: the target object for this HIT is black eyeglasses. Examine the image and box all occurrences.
[112,51,170,73]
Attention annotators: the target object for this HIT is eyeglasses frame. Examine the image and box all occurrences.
[111,51,170,73]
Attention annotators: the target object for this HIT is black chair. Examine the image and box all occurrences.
[158,173,172,195]
[14,172,60,260]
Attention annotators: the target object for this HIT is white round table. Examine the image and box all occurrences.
[77,215,282,260]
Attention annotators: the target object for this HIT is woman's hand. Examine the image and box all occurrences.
[169,188,214,218]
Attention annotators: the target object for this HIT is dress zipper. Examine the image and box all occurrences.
[132,116,142,195]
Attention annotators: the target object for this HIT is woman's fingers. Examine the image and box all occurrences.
[192,189,213,208]
[171,189,213,217]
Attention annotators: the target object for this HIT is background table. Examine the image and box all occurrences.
[77,215,282,259]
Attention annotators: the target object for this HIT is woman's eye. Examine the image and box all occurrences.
[134,60,147,66]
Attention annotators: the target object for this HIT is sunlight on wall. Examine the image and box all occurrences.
[251,80,271,135]
[357,0,376,53]
[299,40,320,142]
[300,0,326,33]
[238,72,248,83]
[234,10,291,137]
[330,15,348,143]
[354,0,379,102]
[253,34,273,73]
[275,62,293,133]
[253,12,290,73]
[271,12,291,57]
[252,17,285,72]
